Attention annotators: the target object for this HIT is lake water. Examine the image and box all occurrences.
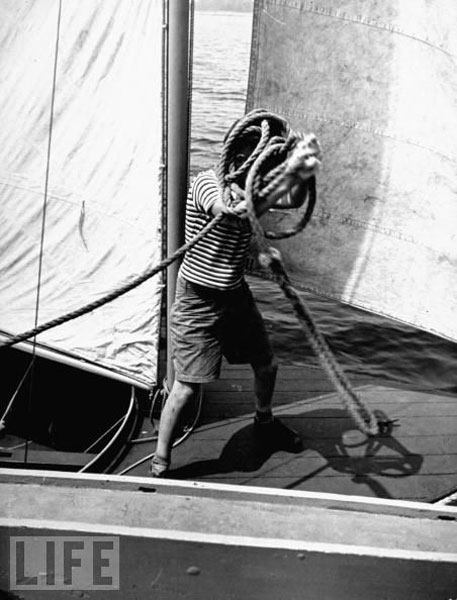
[189,10,457,392]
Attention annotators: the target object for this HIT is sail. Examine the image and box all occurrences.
[0,0,165,388]
[248,0,457,343]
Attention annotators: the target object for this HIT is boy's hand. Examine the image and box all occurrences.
[221,200,249,220]
[285,133,322,182]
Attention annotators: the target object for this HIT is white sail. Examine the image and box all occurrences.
[248,0,457,343]
[0,0,165,388]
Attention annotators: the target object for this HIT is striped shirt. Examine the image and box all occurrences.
[179,170,252,289]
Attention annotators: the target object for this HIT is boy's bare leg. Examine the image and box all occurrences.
[251,360,278,419]
[251,359,302,451]
[154,380,200,465]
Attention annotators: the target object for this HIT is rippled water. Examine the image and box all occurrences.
[190,10,457,391]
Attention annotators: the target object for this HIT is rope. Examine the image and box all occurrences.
[264,176,316,240]
[33,0,63,340]
[186,0,195,176]
[18,0,64,464]
[0,362,34,434]
[218,110,384,437]
[0,213,224,350]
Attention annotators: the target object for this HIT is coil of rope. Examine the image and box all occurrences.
[218,108,388,437]
[0,108,389,437]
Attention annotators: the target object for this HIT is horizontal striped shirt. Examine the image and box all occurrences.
[179,170,252,289]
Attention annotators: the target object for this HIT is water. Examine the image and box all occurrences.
[190,10,457,392]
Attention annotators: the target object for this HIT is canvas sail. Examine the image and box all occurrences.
[0,0,165,388]
[248,0,457,343]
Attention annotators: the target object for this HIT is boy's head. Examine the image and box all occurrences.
[224,109,289,145]
[232,132,260,170]
[223,109,289,179]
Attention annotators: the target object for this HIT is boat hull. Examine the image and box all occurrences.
[1,470,457,599]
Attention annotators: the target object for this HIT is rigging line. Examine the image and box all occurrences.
[0,212,224,349]
[0,362,34,432]
[83,414,125,454]
[78,386,137,473]
[24,0,63,465]
[187,0,195,177]
[34,0,63,335]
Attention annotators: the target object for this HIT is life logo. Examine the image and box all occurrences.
[9,535,120,591]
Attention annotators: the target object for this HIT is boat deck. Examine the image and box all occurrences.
[115,362,457,503]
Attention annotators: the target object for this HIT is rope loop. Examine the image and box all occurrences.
[223,108,381,437]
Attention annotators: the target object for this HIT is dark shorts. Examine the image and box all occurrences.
[170,276,274,383]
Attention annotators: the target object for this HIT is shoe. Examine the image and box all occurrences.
[254,417,303,453]
[149,454,170,478]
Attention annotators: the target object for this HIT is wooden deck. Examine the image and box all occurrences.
[115,362,457,503]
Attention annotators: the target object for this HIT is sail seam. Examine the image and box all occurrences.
[264,0,455,59]
[265,106,457,167]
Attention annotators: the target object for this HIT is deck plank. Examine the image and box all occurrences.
[115,363,457,502]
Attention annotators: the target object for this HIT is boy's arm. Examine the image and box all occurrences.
[195,174,246,220]
[256,179,310,216]
[211,178,311,221]
[193,173,239,218]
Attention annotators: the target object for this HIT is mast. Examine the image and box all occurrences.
[166,0,191,387]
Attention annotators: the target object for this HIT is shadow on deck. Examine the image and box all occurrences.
[115,362,457,503]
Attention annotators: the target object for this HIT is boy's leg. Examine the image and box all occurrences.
[251,359,278,417]
[153,379,201,468]
[251,359,303,452]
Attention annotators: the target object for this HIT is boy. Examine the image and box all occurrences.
[151,111,317,476]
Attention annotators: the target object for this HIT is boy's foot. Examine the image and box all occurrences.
[254,417,303,453]
[149,454,170,478]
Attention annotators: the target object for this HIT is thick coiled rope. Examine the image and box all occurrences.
[218,112,383,437]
